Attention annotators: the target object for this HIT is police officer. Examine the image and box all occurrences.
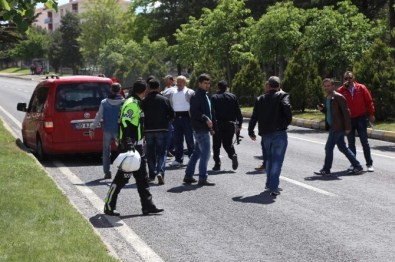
[211,80,243,171]
[104,79,164,216]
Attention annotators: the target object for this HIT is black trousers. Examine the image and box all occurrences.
[213,121,236,164]
[104,145,156,212]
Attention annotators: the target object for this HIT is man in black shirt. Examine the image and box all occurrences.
[211,80,243,171]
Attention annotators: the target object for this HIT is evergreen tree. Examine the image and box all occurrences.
[231,58,265,106]
[48,29,62,73]
[353,39,395,120]
[282,47,323,112]
[59,12,82,74]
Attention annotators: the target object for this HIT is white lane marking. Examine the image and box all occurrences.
[289,135,395,160]
[281,176,336,196]
[53,161,164,262]
[0,106,164,262]
[0,105,21,127]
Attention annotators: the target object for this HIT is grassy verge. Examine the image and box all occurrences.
[241,107,395,132]
[0,123,117,262]
[0,67,31,75]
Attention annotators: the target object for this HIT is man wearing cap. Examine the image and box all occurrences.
[248,76,292,196]
[90,83,124,179]
[211,80,243,171]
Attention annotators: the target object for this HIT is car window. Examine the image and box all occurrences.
[55,82,111,112]
[28,86,49,113]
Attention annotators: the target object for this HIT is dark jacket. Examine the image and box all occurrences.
[189,88,215,132]
[211,91,243,127]
[141,91,174,132]
[248,90,292,136]
[320,91,351,132]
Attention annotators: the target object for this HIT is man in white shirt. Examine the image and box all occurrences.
[163,75,195,166]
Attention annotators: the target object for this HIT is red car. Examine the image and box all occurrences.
[17,75,116,160]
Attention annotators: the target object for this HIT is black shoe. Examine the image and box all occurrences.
[232,154,238,170]
[104,209,120,216]
[183,177,197,184]
[157,175,164,185]
[265,186,283,192]
[348,165,363,175]
[270,190,281,196]
[212,163,221,171]
[104,172,112,179]
[198,180,215,186]
[142,208,164,215]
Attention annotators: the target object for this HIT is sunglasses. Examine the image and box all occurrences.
[344,77,352,80]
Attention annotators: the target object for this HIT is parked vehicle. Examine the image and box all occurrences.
[17,75,115,160]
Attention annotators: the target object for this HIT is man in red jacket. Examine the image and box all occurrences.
[337,71,375,172]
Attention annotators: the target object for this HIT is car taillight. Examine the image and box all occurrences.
[44,119,54,134]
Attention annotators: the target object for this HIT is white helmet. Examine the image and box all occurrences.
[113,150,141,172]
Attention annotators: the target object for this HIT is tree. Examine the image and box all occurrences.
[250,2,307,77]
[79,0,129,68]
[231,58,265,106]
[353,39,395,120]
[48,29,62,73]
[59,12,82,74]
[303,1,383,78]
[282,47,323,112]
[9,26,49,63]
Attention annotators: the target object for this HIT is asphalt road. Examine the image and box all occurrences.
[1,76,395,262]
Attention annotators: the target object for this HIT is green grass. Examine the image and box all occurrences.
[241,107,395,131]
[0,67,31,75]
[0,123,118,262]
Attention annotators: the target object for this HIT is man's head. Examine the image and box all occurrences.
[217,80,227,92]
[130,79,147,98]
[343,71,354,87]
[111,83,121,94]
[164,75,174,87]
[267,76,281,90]
[176,75,187,90]
[323,78,335,95]
[148,79,160,90]
[198,73,211,91]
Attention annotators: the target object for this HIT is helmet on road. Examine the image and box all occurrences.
[113,150,141,172]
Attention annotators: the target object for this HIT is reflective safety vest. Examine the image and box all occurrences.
[119,96,142,141]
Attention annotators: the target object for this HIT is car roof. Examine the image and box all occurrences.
[40,75,113,84]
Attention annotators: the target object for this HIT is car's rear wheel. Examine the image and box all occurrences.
[35,138,46,161]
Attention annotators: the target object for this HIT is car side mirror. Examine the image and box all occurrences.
[17,103,27,112]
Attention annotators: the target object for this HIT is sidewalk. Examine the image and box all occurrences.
[2,72,394,143]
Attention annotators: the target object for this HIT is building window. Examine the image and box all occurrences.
[72,3,78,13]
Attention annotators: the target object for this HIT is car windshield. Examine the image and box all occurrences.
[55,82,111,112]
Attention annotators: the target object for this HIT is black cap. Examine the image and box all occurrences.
[111,83,121,93]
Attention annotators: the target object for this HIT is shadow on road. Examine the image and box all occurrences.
[232,192,275,205]
[207,170,236,175]
[167,184,201,193]
[89,214,123,228]
[304,170,366,181]
[372,145,395,152]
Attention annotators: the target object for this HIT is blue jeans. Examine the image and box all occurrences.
[263,131,288,191]
[324,129,361,172]
[166,122,175,153]
[347,116,373,166]
[173,116,194,163]
[145,131,168,178]
[260,137,267,167]
[185,131,211,181]
[103,131,118,175]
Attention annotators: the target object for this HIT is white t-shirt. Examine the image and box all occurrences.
[172,87,190,112]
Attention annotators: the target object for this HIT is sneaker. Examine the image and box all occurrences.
[170,160,182,167]
[198,180,216,186]
[367,165,374,172]
[157,175,164,185]
[212,163,221,171]
[314,169,331,176]
[104,172,112,179]
[183,177,197,184]
[348,166,363,175]
[265,186,283,192]
[347,165,354,171]
[232,154,238,170]
[255,165,266,171]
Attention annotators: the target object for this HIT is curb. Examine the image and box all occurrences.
[242,112,395,143]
